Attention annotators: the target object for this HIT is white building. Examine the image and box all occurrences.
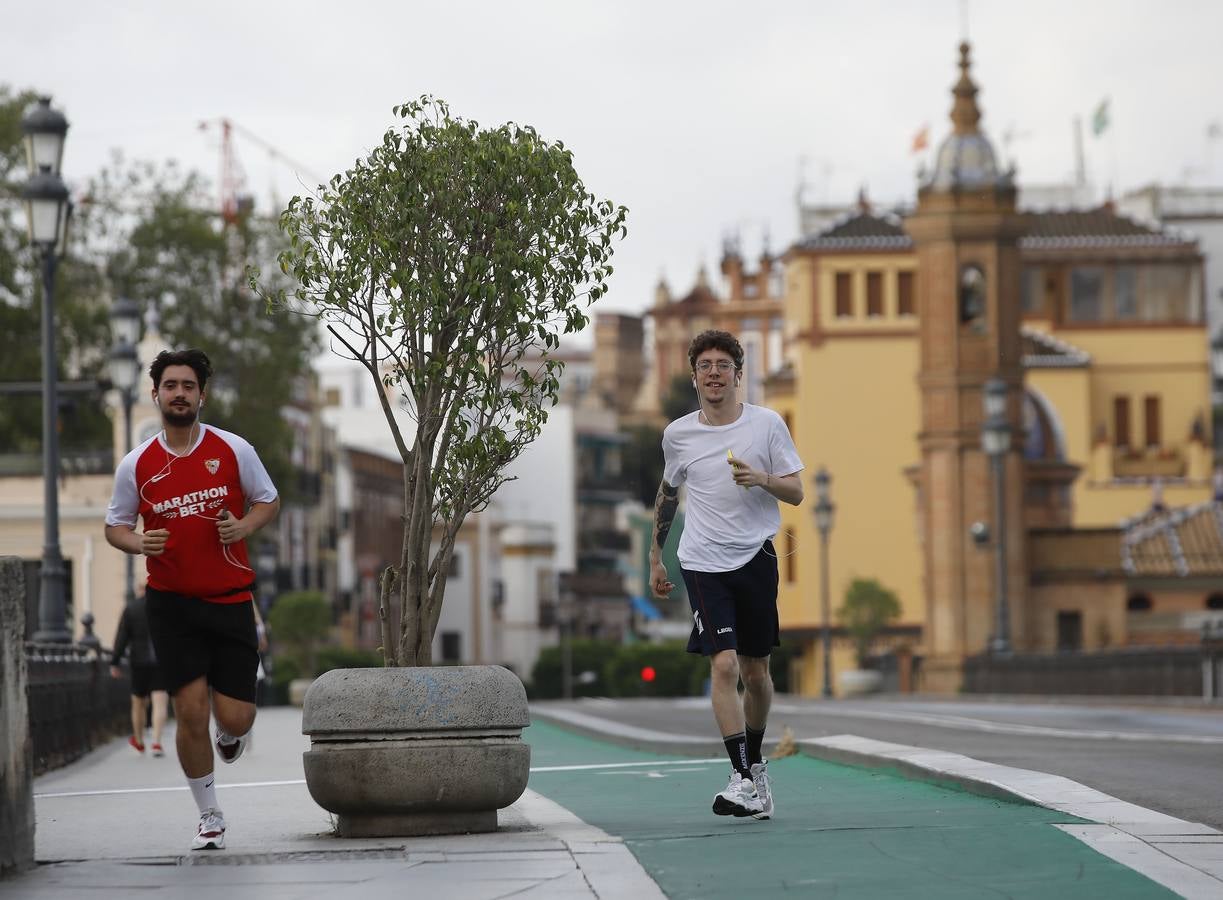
[1119,185,1223,343]
[316,352,579,677]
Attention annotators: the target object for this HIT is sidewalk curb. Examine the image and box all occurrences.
[796,735,1041,806]
[514,789,667,900]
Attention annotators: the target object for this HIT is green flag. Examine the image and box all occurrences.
[1092,98,1110,137]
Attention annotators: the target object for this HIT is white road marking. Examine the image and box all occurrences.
[35,778,306,798]
[36,759,725,799]
[531,758,723,773]
[1055,824,1223,900]
[598,767,714,778]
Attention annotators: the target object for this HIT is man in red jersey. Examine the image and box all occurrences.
[105,349,280,851]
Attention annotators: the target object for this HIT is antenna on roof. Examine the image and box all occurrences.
[1073,116,1087,188]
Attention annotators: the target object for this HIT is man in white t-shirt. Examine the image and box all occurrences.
[650,330,804,820]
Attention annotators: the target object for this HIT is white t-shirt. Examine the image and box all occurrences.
[662,403,804,573]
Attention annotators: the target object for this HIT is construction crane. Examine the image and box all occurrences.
[198,118,325,228]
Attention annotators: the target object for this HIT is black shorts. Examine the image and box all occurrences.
[145,587,259,703]
[129,663,166,698]
[682,541,780,658]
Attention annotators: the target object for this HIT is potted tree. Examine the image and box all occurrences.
[252,96,626,836]
[836,578,901,697]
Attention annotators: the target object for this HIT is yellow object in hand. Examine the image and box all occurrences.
[728,449,748,489]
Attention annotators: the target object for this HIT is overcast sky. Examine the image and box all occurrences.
[8,1,1223,333]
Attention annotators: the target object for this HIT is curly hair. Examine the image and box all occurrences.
[687,329,744,372]
[149,349,213,390]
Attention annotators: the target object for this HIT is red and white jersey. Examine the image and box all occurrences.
[106,423,278,603]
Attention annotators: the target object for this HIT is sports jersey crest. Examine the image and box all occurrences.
[204,458,221,475]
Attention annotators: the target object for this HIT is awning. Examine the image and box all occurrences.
[630,594,663,621]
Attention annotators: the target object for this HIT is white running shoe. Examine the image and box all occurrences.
[191,808,226,850]
[750,760,773,820]
[712,771,764,817]
[215,728,247,764]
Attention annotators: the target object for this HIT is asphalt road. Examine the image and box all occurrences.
[537,695,1223,831]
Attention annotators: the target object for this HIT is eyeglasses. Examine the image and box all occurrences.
[694,360,737,373]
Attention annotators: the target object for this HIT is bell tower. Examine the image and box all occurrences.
[905,43,1028,690]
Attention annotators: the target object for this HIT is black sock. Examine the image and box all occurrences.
[746,725,766,766]
[723,732,751,779]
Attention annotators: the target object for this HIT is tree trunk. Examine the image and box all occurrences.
[413,613,433,666]
[378,567,399,667]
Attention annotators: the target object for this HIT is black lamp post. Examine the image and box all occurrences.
[813,468,836,697]
[981,378,1012,655]
[22,96,72,644]
[1211,328,1223,466]
[108,298,142,610]
[1210,329,1223,408]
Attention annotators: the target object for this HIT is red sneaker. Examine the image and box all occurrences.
[129,735,145,754]
[151,743,165,757]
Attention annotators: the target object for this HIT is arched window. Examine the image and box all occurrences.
[1126,594,1152,612]
[1206,594,1223,611]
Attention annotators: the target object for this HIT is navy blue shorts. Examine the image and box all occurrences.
[682,541,780,658]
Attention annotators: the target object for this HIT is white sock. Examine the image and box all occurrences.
[187,772,219,815]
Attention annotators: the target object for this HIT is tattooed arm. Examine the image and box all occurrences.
[649,480,679,599]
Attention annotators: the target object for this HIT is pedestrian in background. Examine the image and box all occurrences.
[110,590,169,757]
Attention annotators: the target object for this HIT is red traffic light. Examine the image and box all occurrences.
[640,666,656,683]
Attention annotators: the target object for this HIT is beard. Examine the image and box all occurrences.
[162,405,199,428]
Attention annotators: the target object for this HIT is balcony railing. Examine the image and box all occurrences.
[0,449,114,477]
[1112,447,1185,478]
[963,645,1205,697]
[578,529,632,553]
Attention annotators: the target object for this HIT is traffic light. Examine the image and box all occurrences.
[640,665,656,683]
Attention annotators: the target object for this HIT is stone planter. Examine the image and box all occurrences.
[301,665,530,838]
[837,668,883,697]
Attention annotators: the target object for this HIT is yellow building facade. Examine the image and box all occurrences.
[766,49,1212,695]
[771,238,924,696]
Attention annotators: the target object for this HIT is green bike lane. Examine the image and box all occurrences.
[523,720,1175,899]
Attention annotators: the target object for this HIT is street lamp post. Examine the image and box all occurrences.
[813,468,836,697]
[981,378,1013,655]
[1212,330,1223,407]
[22,97,72,644]
[108,297,142,610]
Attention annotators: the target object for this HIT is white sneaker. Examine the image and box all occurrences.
[191,808,226,850]
[215,728,247,764]
[712,771,764,817]
[750,760,773,820]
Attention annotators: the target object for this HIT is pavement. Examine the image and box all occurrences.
[3,700,1220,898]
